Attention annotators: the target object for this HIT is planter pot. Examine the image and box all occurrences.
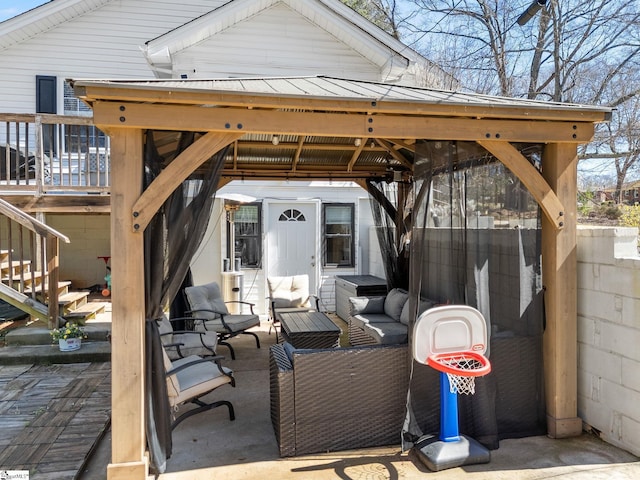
[58,338,82,352]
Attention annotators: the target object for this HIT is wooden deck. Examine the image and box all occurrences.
[0,362,111,478]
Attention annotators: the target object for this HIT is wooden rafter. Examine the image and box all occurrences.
[131,131,242,233]
[477,139,565,229]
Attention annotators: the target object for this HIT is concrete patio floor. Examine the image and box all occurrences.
[77,320,640,480]
[2,314,638,479]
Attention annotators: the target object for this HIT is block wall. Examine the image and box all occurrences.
[577,226,640,456]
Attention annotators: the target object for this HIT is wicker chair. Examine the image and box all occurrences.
[269,343,409,456]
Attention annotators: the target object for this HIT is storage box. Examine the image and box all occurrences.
[335,275,387,321]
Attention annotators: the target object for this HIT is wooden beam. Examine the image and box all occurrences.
[540,142,582,439]
[376,138,413,169]
[107,128,148,480]
[477,140,565,229]
[93,102,596,143]
[131,131,242,233]
[347,137,368,172]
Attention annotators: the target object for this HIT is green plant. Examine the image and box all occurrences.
[620,205,640,228]
[50,322,86,342]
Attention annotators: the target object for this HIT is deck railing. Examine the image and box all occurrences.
[0,113,110,195]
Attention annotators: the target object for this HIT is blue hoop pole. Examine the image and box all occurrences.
[439,372,460,442]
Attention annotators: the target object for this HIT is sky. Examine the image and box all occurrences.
[0,1,49,22]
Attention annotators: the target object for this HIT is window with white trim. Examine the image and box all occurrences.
[323,203,354,267]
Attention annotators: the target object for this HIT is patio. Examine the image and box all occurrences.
[0,315,638,478]
[74,319,639,479]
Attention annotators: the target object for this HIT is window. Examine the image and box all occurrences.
[323,203,354,267]
[36,75,57,114]
[228,203,262,268]
[63,80,108,152]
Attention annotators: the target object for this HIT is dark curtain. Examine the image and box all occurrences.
[366,179,412,290]
[401,140,546,451]
[144,131,227,473]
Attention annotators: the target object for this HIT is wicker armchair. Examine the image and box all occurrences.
[269,343,409,456]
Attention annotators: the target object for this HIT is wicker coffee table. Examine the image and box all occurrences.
[279,311,341,349]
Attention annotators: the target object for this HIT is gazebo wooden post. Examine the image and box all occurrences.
[106,128,148,479]
[541,142,582,438]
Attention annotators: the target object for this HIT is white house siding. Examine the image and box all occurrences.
[0,0,225,112]
[189,180,378,317]
[46,213,111,290]
[577,226,640,457]
[173,3,380,80]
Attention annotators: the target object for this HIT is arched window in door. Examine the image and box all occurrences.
[279,209,306,222]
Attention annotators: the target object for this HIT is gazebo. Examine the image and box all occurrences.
[72,76,611,479]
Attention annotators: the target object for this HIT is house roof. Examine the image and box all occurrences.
[72,75,612,184]
[0,0,450,87]
[142,0,438,83]
[0,0,110,50]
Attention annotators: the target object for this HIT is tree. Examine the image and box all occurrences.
[377,0,640,190]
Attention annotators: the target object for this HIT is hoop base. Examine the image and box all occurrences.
[414,434,491,472]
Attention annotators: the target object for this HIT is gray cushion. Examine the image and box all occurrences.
[351,313,392,330]
[399,298,437,325]
[198,314,259,333]
[185,282,229,319]
[383,288,409,322]
[363,322,408,345]
[349,296,385,316]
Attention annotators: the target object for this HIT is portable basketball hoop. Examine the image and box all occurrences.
[412,305,492,471]
[427,350,491,395]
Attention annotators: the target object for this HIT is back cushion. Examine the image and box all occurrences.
[384,288,409,322]
[400,298,437,325]
[268,275,310,308]
[185,282,229,319]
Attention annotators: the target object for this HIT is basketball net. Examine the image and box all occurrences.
[428,351,491,395]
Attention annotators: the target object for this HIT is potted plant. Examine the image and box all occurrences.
[51,322,87,351]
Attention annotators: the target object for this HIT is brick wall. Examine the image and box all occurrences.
[577,226,640,456]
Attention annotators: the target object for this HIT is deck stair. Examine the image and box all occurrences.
[1,258,107,324]
[0,200,106,327]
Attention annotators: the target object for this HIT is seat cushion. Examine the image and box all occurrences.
[171,355,233,405]
[349,296,385,316]
[201,314,260,333]
[185,282,229,320]
[363,322,408,345]
[383,288,409,322]
[268,275,311,308]
[351,313,394,330]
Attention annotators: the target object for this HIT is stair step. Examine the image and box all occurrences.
[64,301,108,322]
[59,291,90,312]
[23,280,72,297]
[8,271,43,285]
[1,260,31,277]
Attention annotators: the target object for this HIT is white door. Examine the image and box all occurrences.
[266,201,318,292]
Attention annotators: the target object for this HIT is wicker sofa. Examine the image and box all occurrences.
[348,288,436,346]
[269,342,409,457]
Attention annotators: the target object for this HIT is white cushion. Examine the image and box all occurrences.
[268,275,311,308]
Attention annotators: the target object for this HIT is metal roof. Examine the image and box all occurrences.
[74,75,612,117]
[73,75,612,183]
